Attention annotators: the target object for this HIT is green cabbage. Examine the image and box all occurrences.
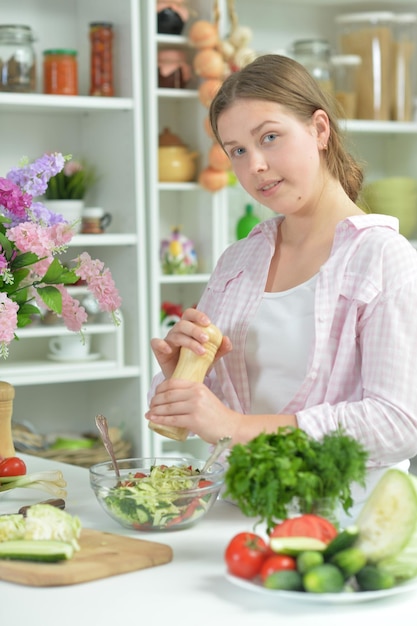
[24,504,81,550]
[0,514,25,542]
[355,469,417,581]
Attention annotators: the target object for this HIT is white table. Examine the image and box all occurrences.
[1,454,416,626]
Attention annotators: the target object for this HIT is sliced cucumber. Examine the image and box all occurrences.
[0,540,74,562]
[270,536,327,556]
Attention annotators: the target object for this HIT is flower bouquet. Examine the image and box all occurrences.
[0,152,121,359]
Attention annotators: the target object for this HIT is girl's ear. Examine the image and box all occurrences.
[311,109,330,149]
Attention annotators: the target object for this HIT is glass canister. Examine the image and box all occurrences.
[392,13,417,122]
[43,49,78,95]
[0,24,36,93]
[89,22,114,96]
[292,39,333,94]
[331,54,362,118]
[335,12,395,121]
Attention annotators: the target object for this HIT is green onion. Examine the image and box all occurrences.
[0,471,67,498]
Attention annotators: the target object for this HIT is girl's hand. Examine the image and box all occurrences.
[150,308,232,379]
[145,379,238,444]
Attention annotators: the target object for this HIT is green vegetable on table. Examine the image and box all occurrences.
[355,469,417,581]
[224,426,368,533]
[0,470,67,498]
[0,503,81,562]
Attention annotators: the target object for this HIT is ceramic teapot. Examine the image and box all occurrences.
[158,127,199,182]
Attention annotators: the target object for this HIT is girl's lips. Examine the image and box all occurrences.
[258,179,282,197]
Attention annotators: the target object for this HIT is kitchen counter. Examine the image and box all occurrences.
[1,454,416,626]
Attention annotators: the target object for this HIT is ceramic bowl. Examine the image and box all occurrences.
[361,177,417,238]
[89,456,225,531]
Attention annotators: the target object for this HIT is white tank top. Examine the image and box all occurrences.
[245,274,317,413]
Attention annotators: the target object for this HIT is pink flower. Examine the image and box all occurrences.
[56,286,88,332]
[74,252,122,312]
[0,293,19,356]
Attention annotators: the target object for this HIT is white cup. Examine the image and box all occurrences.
[48,334,91,360]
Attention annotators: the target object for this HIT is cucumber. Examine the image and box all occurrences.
[330,547,367,578]
[303,563,345,593]
[323,525,359,560]
[355,565,396,591]
[0,540,74,562]
[270,536,327,556]
[297,550,324,574]
[264,569,304,591]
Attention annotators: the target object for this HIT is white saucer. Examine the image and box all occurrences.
[47,353,101,363]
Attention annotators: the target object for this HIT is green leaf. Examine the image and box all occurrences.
[0,231,13,257]
[37,286,62,313]
[41,259,78,285]
[11,251,39,269]
[18,303,41,316]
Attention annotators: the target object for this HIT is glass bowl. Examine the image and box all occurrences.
[89,457,226,531]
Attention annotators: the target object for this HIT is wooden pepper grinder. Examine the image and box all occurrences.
[148,323,223,441]
[0,381,16,458]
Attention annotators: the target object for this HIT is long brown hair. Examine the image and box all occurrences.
[209,54,363,202]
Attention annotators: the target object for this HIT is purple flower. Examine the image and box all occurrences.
[6,152,66,198]
[30,201,67,226]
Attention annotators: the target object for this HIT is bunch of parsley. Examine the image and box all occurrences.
[224,427,368,533]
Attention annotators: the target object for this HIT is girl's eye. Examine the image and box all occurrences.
[231,146,245,158]
[263,133,277,144]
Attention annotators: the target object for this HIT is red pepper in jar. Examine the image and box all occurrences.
[89,22,114,96]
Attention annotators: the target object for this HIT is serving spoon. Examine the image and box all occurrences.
[96,413,230,480]
[95,414,120,479]
[201,436,231,473]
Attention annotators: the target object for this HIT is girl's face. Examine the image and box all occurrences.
[217,98,329,216]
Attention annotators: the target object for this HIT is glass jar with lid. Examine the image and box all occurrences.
[0,24,36,93]
[392,13,417,122]
[335,12,395,120]
[292,39,333,94]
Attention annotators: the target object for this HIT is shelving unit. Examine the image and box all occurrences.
[1,0,152,456]
[141,0,417,458]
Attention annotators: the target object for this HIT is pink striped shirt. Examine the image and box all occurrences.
[192,213,417,470]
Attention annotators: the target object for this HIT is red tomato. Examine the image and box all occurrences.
[259,554,297,581]
[269,514,338,544]
[0,456,27,477]
[225,532,269,580]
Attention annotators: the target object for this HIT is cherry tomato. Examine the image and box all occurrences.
[225,532,269,580]
[259,554,297,582]
[0,456,27,477]
[269,514,338,544]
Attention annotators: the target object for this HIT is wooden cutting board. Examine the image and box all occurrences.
[0,528,173,587]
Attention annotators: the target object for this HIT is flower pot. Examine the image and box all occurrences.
[0,381,16,458]
[43,199,85,233]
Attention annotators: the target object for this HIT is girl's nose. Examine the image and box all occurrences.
[248,150,268,173]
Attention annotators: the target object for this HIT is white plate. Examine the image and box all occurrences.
[47,353,101,363]
[225,572,417,604]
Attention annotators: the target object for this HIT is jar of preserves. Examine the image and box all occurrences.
[43,49,78,95]
[89,22,114,96]
[0,24,36,93]
[292,39,333,94]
